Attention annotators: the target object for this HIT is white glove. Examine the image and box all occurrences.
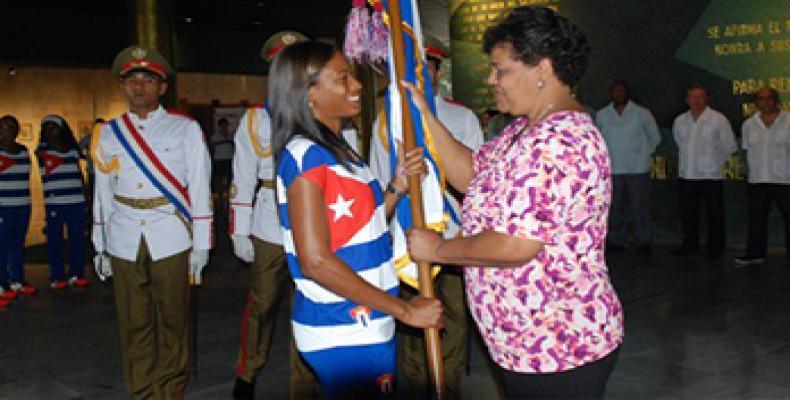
[189,249,209,286]
[93,253,112,282]
[231,235,255,263]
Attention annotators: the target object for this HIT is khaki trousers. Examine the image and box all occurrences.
[398,269,468,399]
[111,239,190,400]
[235,237,318,399]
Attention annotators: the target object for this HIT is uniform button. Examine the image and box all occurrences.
[137,182,143,189]
[140,220,146,226]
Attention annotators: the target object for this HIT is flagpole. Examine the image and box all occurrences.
[387,1,445,398]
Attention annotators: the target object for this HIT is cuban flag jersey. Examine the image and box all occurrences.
[276,136,399,355]
[0,148,32,207]
[37,146,86,205]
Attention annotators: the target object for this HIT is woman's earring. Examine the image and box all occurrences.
[308,100,314,108]
[537,79,545,89]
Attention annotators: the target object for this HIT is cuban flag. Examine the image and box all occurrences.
[384,0,460,289]
[0,154,17,173]
[37,150,64,176]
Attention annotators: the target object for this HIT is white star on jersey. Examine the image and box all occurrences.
[328,193,354,222]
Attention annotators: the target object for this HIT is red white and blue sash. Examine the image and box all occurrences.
[109,114,192,222]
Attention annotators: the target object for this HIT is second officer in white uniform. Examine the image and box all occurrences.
[228,31,319,400]
[368,35,483,399]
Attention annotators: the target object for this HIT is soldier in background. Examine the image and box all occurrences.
[369,35,483,399]
[228,31,318,400]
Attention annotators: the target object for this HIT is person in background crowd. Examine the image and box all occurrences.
[80,118,106,285]
[37,115,89,289]
[92,45,212,399]
[0,115,36,306]
[672,85,737,258]
[211,117,234,213]
[406,6,624,399]
[228,30,319,400]
[481,108,499,132]
[596,80,661,254]
[481,108,498,127]
[369,34,482,400]
[484,111,516,141]
[735,87,790,267]
[79,118,106,205]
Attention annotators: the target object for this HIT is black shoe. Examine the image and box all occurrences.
[673,246,699,256]
[636,245,652,255]
[734,255,764,267]
[232,377,254,399]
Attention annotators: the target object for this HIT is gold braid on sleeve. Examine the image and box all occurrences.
[90,124,119,174]
[248,108,272,158]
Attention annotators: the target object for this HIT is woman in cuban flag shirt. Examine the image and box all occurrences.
[270,41,443,398]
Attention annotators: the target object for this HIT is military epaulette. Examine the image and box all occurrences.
[166,109,195,121]
[246,106,272,158]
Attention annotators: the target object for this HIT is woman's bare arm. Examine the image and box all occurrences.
[401,81,475,192]
[408,228,544,267]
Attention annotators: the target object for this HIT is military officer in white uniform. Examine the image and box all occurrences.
[228,31,320,400]
[92,45,212,400]
[368,36,483,399]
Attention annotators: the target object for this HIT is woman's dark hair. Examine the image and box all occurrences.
[483,6,590,87]
[39,116,79,151]
[0,115,20,135]
[268,41,364,171]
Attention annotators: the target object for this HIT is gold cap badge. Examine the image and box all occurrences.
[131,47,147,60]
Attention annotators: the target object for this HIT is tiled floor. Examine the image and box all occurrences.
[1,237,788,399]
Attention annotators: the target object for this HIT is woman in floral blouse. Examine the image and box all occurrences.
[405,6,624,399]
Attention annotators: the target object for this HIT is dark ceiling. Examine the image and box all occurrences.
[1,0,351,74]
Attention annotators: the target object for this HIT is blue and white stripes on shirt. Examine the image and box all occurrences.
[277,136,398,355]
[0,148,32,207]
[37,146,86,205]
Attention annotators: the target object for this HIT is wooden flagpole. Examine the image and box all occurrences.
[387,0,445,398]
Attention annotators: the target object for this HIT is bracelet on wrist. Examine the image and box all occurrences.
[386,182,407,198]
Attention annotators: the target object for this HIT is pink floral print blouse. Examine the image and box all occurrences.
[462,111,624,373]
